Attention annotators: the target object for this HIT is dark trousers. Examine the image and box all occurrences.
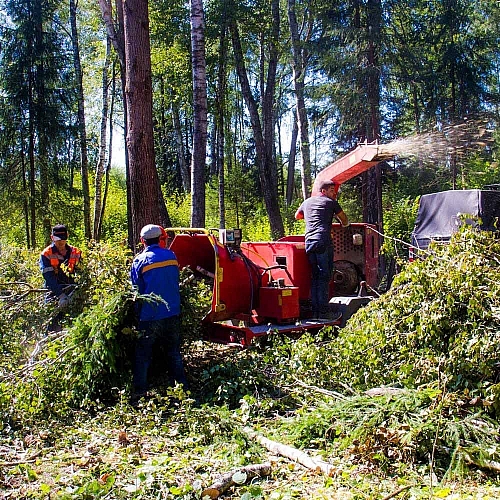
[133,315,188,394]
[306,243,334,317]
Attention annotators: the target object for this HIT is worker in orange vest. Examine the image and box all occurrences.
[39,224,82,308]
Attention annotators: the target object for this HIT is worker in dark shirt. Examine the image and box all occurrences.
[130,224,188,402]
[295,181,349,318]
[39,224,82,307]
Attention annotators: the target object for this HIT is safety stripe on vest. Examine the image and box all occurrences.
[44,253,63,260]
[141,259,178,274]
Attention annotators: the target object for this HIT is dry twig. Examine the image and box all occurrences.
[381,484,414,500]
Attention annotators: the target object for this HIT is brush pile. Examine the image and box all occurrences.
[265,227,500,477]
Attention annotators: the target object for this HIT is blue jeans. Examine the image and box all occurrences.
[133,315,188,394]
[306,242,334,317]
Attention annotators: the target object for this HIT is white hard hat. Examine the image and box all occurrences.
[140,224,163,239]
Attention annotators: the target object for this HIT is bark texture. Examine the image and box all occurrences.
[123,0,161,244]
[190,0,208,228]
[70,0,91,240]
[288,0,312,200]
[230,12,284,239]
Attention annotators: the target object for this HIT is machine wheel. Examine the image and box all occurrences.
[333,260,360,295]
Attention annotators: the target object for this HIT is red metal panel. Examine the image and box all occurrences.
[241,241,312,301]
[257,287,300,321]
[170,233,258,323]
[331,223,380,289]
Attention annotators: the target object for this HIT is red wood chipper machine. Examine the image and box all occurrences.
[168,143,394,346]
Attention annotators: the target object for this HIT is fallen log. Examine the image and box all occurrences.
[201,462,271,499]
[243,427,336,476]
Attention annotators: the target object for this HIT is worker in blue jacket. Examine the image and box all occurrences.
[130,224,187,402]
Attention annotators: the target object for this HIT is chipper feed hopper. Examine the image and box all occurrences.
[168,143,394,346]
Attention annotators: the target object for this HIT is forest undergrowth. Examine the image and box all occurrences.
[1,229,500,499]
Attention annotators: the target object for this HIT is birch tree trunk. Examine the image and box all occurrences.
[93,36,111,240]
[98,64,116,241]
[70,0,91,240]
[190,0,208,227]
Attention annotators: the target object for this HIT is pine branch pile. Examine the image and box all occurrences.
[263,227,500,477]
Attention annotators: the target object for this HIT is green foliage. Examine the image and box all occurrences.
[460,155,500,190]
[96,170,129,243]
[0,242,136,427]
[198,348,276,407]
[282,228,500,399]
[164,191,191,227]
[179,268,212,343]
[276,386,500,477]
[4,228,500,494]
[0,245,50,369]
[381,194,420,259]
[164,185,274,242]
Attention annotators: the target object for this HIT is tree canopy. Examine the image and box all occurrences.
[0,0,498,246]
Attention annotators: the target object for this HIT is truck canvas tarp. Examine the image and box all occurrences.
[411,189,500,250]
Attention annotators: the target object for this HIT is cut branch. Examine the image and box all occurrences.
[201,462,271,499]
[292,376,348,400]
[243,427,336,476]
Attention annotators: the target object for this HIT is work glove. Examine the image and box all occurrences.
[58,293,70,308]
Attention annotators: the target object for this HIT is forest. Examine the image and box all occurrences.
[1,0,500,498]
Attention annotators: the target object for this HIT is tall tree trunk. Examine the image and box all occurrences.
[94,36,111,241]
[190,0,208,228]
[123,0,162,244]
[98,64,117,241]
[172,103,190,192]
[262,0,279,205]
[288,0,312,200]
[33,0,50,243]
[27,29,37,249]
[362,0,382,228]
[230,18,284,239]
[70,0,91,240]
[216,24,228,229]
[361,0,383,285]
[286,113,298,206]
